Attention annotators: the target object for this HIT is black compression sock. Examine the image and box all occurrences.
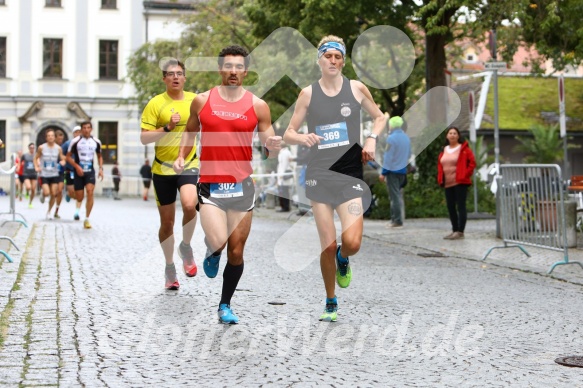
[219,262,244,306]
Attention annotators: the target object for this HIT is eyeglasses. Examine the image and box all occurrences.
[165,71,184,77]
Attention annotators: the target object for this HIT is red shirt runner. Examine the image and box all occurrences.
[198,87,258,183]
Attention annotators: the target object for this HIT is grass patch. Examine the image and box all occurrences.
[0,299,15,348]
[0,226,34,348]
[483,77,583,131]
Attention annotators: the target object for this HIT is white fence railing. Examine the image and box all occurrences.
[483,164,583,274]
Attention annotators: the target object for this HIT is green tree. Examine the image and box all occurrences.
[125,40,186,112]
[453,0,582,73]
[125,0,256,111]
[520,0,583,71]
[514,124,578,163]
[245,0,424,117]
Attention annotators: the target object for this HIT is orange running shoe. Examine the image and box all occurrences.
[165,265,180,290]
[178,242,197,277]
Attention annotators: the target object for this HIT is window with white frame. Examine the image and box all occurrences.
[43,38,63,78]
[99,40,118,79]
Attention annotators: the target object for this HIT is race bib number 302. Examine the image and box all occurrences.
[210,182,244,198]
[315,122,349,149]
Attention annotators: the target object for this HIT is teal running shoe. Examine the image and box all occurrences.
[203,249,221,278]
[218,304,239,324]
[335,246,352,288]
[319,300,338,322]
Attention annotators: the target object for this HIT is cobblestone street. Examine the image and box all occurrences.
[1,196,583,386]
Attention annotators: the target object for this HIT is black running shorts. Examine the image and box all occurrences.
[41,176,60,186]
[153,168,199,206]
[73,171,96,191]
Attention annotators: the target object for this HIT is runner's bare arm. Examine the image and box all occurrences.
[58,147,66,166]
[140,127,168,145]
[254,97,281,157]
[353,80,387,162]
[173,93,206,173]
[140,97,185,145]
[97,150,104,181]
[65,151,75,170]
[66,151,83,176]
[283,87,323,147]
[33,145,42,172]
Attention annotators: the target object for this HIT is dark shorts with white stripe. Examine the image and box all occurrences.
[197,176,255,212]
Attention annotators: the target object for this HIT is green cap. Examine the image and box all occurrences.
[389,116,404,129]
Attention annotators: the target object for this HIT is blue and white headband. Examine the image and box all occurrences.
[317,42,346,59]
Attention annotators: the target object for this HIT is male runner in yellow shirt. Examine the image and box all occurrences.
[140,58,199,290]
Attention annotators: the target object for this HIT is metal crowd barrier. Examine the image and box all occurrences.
[0,154,26,263]
[251,171,296,211]
[483,164,583,274]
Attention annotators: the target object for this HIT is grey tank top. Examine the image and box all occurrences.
[22,153,36,176]
[39,144,60,178]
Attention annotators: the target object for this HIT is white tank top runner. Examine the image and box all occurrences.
[39,144,60,178]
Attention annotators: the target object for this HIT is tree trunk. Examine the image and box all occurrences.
[426,32,448,125]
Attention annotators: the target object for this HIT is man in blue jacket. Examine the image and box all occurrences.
[380,116,411,228]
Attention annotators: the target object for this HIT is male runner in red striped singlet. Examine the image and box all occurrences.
[174,45,281,324]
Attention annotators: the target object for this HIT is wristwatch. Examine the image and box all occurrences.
[367,133,378,140]
[163,125,171,132]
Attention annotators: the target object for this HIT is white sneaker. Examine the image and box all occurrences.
[46,213,53,220]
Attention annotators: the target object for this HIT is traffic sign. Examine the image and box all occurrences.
[484,62,507,70]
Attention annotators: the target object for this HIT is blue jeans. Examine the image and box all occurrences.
[385,173,406,225]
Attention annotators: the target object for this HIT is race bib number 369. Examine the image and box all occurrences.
[315,122,349,149]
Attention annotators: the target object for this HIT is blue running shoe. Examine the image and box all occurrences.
[65,194,70,203]
[203,249,221,278]
[218,304,239,324]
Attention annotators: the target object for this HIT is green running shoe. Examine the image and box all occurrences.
[319,300,338,322]
[335,246,352,288]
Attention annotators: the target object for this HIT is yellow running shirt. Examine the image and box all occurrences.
[141,91,199,176]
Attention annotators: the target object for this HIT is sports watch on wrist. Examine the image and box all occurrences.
[367,133,378,140]
[163,125,171,132]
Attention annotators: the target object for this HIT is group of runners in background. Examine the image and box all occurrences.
[14,122,102,229]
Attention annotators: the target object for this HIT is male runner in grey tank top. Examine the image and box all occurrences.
[35,129,66,220]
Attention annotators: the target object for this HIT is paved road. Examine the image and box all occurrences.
[0,196,583,386]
